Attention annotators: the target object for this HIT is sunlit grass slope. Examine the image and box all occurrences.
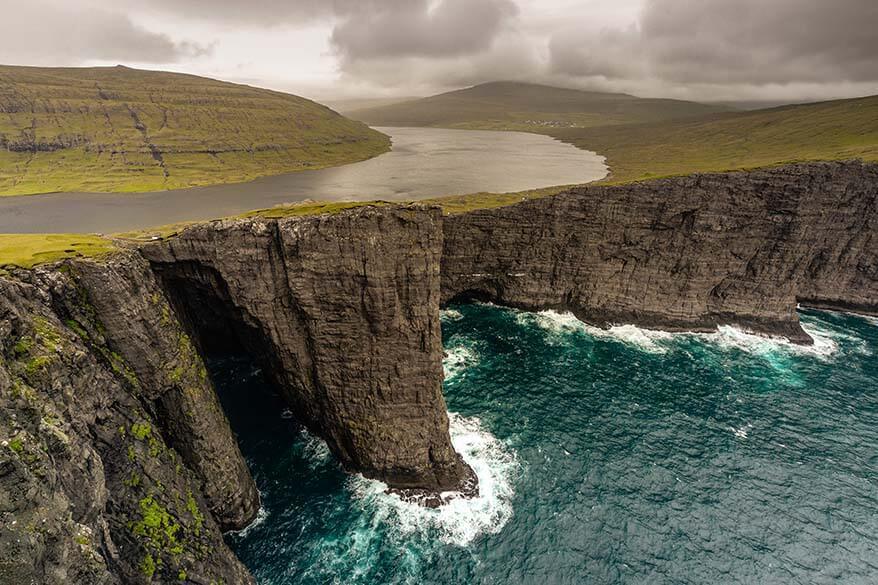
[0,234,116,272]
[349,81,730,131]
[0,65,390,195]
[550,95,878,183]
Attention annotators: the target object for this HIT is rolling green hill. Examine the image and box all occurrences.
[550,94,878,183]
[0,65,390,195]
[348,81,732,130]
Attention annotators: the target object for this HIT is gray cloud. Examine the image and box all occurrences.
[550,0,878,86]
[0,0,875,103]
[133,0,401,27]
[336,34,542,95]
[330,0,517,59]
[0,1,211,65]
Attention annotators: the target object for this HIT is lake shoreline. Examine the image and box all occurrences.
[0,127,606,234]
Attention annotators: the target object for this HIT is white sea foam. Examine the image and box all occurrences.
[730,423,753,439]
[227,502,269,538]
[705,323,840,359]
[595,323,674,353]
[348,413,518,547]
[513,307,860,360]
[443,345,479,380]
[300,428,332,468]
[440,308,464,321]
[520,309,673,353]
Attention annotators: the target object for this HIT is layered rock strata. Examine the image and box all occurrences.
[1,205,472,584]
[442,161,877,343]
[141,207,473,493]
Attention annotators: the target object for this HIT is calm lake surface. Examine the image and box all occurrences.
[220,306,878,585]
[0,127,606,233]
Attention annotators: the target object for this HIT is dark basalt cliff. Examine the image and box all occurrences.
[140,208,473,494]
[1,206,472,584]
[1,161,875,584]
[443,161,877,342]
[0,254,256,584]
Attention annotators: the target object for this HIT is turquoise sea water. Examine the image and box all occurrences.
[219,305,878,584]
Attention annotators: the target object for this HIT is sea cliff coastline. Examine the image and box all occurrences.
[1,161,875,583]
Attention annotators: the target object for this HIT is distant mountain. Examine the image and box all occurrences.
[348,81,732,130]
[326,96,422,114]
[0,65,389,195]
[551,94,878,183]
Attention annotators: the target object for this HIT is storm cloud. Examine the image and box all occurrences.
[0,1,211,66]
[0,0,875,102]
[549,0,878,86]
[330,0,517,60]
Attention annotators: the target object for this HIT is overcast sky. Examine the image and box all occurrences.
[1,0,876,103]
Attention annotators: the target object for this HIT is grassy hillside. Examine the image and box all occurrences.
[349,81,731,131]
[327,96,422,114]
[0,65,390,195]
[550,95,878,183]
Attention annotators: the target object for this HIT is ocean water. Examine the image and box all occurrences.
[218,305,878,584]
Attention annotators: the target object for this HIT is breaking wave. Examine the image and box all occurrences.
[512,308,864,360]
[443,344,479,379]
[348,413,519,547]
[227,502,269,538]
[517,309,673,353]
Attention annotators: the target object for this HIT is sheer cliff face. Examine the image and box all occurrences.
[442,161,878,342]
[0,256,255,585]
[1,205,469,584]
[141,206,471,493]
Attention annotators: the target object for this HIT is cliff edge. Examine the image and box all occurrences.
[442,161,877,342]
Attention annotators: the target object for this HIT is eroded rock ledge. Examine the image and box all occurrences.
[442,161,877,343]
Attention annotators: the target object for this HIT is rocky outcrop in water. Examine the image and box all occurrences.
[442,161,877,342]
[141,207,474,494]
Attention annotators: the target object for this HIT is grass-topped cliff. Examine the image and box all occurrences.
[348,81,731,131]
[0,65,390,195]
[551,94,878,183]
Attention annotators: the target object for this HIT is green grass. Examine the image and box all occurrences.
[6,88,876,275]
[349,81,730,130]
[0,65,390,195]
[237,200,382,219]
[0,234,117,270]
[549,95,878,183]
[421,184,575,214]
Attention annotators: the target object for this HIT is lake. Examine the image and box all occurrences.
[0,127,606,234]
